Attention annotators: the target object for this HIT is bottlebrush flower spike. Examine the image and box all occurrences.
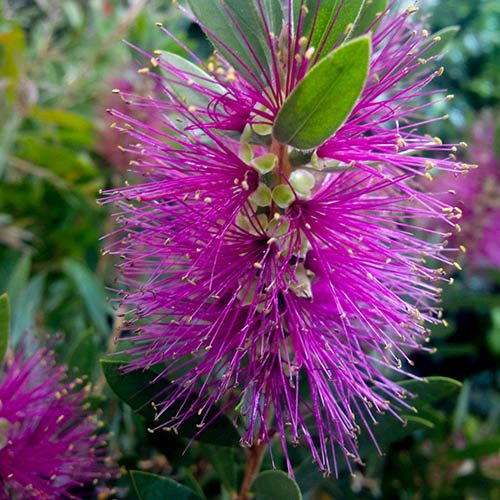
[103,1,470,474]
[427,109,499,270]
[0,346,115,498]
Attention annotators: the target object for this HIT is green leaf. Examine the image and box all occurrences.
[30,107,94,133]
[101,359,240,447]
[294,0,365,57]
[359,414,435,456]
[0,294,10,366]
[352,0,388,37]
[4,253,31,311]
[449,437,500,460]
[423,26,460,59]
[11,274,45,344]
[186,0,282,85]
[62,259,111,334]
[273,35,370,150]
[67,329,98,378]
[158,51,223,107]
[130,471,204,500]
[399,376,462,406]
[203,445,238,491]
[252,470,302,500]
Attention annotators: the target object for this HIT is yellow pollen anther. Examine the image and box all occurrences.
[304,47,315,60]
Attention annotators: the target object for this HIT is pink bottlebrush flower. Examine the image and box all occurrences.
[103,1,470,474]
[0,346,115,498]
[427,110,499,270]
[97,72,163,176]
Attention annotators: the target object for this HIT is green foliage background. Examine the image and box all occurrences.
[0,1,498,498]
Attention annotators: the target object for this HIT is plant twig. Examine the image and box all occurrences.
[237,440,267,500]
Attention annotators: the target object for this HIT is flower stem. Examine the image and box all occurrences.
[237,441,267,500]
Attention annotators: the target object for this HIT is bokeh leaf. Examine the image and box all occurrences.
[11,274,45,344]
[62,259,111,334]
[0,294,10,365]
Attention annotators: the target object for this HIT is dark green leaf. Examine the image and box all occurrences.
[252,470,302,500]
[0,294,10,366]
[399,376,462,406]
[130,471,204,500]
[273,35,370,150]
[352,0,388,37]
[62,259,111,334]
[449,437,500,460]
[453,379,471,432]
[294,0,365,57]
[423,26,460,59]
[101,359,240,447]
[67,329,98,378]
[187,0,282,85]
[203,445,238,491]
[359,414,435,456]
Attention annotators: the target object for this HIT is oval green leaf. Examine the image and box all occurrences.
[423,26,460,59]
[158,51,223,107]
[101,359,240,447]
[294,0,365,57]
[253,470,302,500]
[187,0,282,85]
[399,376,462,405]
[273,35,371,150]
[353,0,388,36]
[130,471,204,500]
[0,294,10,366]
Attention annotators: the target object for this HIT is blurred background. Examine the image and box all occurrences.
[0,1,498,498]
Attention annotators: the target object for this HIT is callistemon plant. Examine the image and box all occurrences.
[104,0,471,476]
[0,340,115,498]
[427,110,499,271]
